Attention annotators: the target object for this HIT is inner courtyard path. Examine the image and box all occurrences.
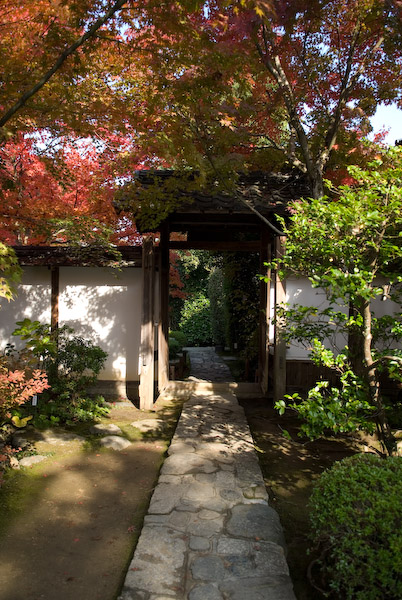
[119,349,296,599]
[184,347,234,382]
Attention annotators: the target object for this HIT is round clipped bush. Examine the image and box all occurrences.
[169,330,187,348]
[179,293,212,346]
[168,337,181,359]
[309,454,402,600]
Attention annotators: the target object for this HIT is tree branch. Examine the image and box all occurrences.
[254,28,315,180]
[295,32,330,120]
[0,0,128,129]
[370,355,402,370]
[318,24,384,171]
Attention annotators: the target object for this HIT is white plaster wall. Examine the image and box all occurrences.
[0,265,145,381]
[283,276,401,360]
[2,269,398,375]
[0,267,51,349]
[370,285,401,352]
[285,276,347,360]
[371,291,401,320]
[59,267,142,381]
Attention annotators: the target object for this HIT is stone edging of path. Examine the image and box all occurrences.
[119,390,296,600]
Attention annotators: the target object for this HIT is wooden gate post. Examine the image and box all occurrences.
[139,237,155,410]
[259,233,271,395]
[50,266,59,332]
[274,235,287,403]
[158,223,169,392]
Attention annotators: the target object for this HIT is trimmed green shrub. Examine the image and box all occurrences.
[179,293,212,346]
[208,266,225,346]
[169,337,181,359]
[309,453,402,600]
[169,330,187,347]
[169,331,188,359]
[222,252,259,360]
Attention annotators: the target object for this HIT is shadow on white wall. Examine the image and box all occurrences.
[0,266,142,381]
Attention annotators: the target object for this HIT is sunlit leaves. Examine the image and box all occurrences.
[271,148,402,452]
[0,243,22,300]
[0,133,143,246]
[274,148,402,300]
[0,0,401,236]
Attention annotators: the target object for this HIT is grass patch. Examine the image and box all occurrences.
[0,468,46,536]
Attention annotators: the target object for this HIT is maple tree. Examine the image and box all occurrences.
[0,1,132,247]
[271,148,402,455]
[0,0,204,147]
[0,0,133,138]
[0,133,143,246]
[0,0,401,241]
[248,0,402,197]
[124,0,402,201]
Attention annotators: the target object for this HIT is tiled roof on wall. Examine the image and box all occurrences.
[128,170,310,217]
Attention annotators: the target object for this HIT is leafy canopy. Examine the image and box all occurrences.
[271,147,402,453]
[277,147,402,294]
[1,1,402,239]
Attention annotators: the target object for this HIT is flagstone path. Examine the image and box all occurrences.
[119,348,296,600]
[184,347,234,382]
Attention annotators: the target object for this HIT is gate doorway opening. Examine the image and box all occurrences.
[135,171,310,409]
[168,249,262,385]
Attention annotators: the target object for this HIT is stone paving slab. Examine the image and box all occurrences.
[119,390,296,600]
[184,347,234,383]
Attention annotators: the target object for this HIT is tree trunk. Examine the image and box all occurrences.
[362,300,395,455]
[348,301,366,377]
[310,167,325,199]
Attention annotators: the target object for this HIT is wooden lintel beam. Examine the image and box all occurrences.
[169,240,261,252]
[167,214,263,226]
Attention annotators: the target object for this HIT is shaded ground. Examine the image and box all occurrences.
[240,397,364,600]
[0,397,182,600]
[0,371,371,600]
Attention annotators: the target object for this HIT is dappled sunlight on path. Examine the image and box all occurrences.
[185,347,234,383]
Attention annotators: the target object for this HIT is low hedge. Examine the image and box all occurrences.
[178,293,212,346]
[309,453,402,600]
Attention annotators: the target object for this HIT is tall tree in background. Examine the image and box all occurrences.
[126,0,402,201]
[1,0,402,238]
[248,0,402,196]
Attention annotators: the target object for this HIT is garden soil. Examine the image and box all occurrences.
[0,393,367,600]
[240,397,366,600]
[0,398,182,600]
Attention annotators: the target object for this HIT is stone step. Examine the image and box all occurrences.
[162,381,264,399]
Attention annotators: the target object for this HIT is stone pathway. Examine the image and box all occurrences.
[184,347,234,383]
[119,387,296,600]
